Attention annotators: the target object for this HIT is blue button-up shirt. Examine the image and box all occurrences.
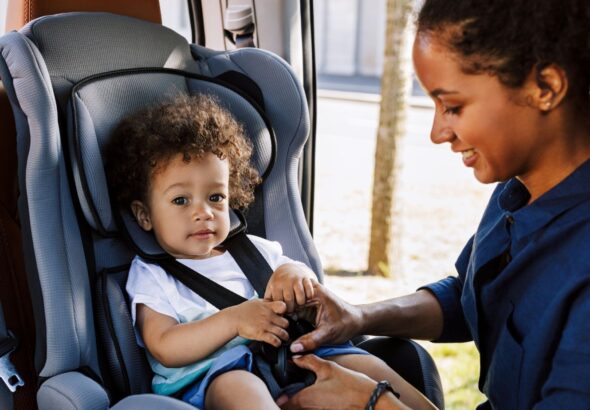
[424,159,590,409]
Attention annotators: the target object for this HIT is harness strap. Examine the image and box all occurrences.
[158,258,247,311]
[224,232,274,298]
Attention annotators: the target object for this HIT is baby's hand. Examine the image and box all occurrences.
[264,263,317,312]
[230,299,289,347]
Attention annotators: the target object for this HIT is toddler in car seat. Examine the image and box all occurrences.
[105,95,431,410]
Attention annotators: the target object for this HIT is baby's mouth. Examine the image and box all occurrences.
[189,229,215,238]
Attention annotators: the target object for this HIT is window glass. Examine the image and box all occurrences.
[0,0,7,34]
[159,0,192,42]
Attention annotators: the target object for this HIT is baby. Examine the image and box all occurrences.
[105,95,431,410]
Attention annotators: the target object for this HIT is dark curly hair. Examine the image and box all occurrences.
[104,94,260,210]
[417,0,590,105]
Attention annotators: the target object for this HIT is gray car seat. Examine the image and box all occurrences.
[0,11,443,409]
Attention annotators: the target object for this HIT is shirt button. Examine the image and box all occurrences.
[506,215,515,225]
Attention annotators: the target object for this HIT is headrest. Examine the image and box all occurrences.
[5,0,161,31]
[19,13,198,102]
[69,69,275,242]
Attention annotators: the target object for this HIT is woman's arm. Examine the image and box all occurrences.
[357,289,444,340]
[529,285,590,408]
[137,298,290,367]
[291,284,444,352]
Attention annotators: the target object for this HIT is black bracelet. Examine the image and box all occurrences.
[365,380,401,410]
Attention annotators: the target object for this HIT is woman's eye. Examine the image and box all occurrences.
[443,105,462,115]
[172,197,188,206]
[209,194,226,203]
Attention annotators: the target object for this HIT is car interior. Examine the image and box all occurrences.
[0,1,444,409]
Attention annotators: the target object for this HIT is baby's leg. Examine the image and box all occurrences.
[204,369,278,410]
[328,354,437,410]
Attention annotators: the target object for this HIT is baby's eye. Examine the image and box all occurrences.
[171,197,189,206]
[209,193,226,203]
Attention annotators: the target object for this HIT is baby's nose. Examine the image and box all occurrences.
[193,204,213,220]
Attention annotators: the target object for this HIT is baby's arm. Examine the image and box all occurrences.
[264,262,317,312]
[137,299,290,367]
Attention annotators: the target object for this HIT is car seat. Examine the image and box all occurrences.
[0,5,444,410]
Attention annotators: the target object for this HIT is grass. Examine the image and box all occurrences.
[423,341,486,410]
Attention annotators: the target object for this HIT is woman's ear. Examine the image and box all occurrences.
[131,200,153,231]
[530,64,568,112]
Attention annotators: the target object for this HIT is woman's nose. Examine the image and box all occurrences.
[430,114,456,145]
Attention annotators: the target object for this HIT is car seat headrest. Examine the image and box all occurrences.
[20,12,198,103]
[69,70,275,241]
[5,0,161,31]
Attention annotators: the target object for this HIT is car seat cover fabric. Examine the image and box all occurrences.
[0,30,99,377]
[21,13,198,101]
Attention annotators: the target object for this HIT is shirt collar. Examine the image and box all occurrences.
[498,158,590,240]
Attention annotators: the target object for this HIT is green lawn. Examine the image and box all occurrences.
[424,342,486,410]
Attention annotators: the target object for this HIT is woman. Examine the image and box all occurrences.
[284,0,590,408]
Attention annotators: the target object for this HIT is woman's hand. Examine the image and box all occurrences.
[229,299,290,347]
[264,263,317,312]
[290,283,364,353]
[281,355,407,410]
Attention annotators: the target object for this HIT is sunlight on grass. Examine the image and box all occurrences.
[424,342,486,410]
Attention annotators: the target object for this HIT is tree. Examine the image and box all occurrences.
[367,0,412,276]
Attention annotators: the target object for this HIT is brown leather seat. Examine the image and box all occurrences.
[0,2,161,408]
[4,0,161,32]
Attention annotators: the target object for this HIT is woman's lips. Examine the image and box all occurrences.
[462,149,477,167]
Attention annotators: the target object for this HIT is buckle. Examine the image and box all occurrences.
[0,334,24,392]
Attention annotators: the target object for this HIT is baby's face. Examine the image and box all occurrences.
[132,152,230,259]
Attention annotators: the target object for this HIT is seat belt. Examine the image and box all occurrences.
[224,232,274,298]
[0,301,24,401]
[157,230,274,310]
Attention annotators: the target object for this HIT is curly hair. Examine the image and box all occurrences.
[104,94,260,210]
[416,0,590,105]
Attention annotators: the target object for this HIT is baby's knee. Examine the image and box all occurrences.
[206,370,274,410]
[209,369,262,392]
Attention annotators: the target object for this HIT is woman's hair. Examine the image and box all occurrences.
[416,0,590,104]
[104,94,260,209]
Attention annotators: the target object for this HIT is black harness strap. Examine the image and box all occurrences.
[156,230,273,310]
[158,258,247,310]
[224,232,274,298]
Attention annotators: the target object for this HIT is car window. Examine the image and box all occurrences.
[159,0,192,42]
[0,0,7,33]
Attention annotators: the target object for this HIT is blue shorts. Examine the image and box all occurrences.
[182,342,368,409]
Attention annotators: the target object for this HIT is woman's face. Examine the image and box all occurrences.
[412,32,552,187]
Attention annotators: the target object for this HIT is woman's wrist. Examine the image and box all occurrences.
[365,380,400,410]
[352,303,369,336]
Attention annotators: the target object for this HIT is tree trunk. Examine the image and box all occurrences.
[366,0,411,276]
